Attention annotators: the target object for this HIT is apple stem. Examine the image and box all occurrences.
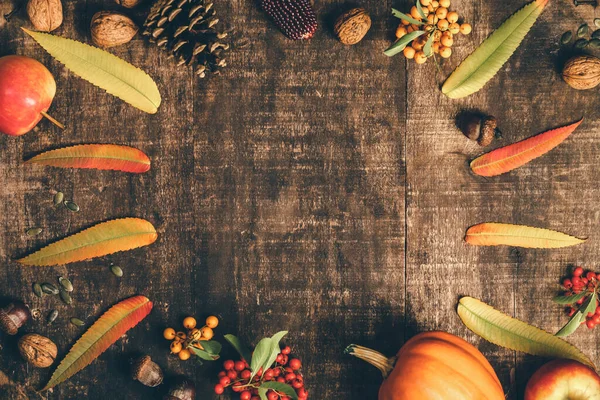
[40,111,65,130]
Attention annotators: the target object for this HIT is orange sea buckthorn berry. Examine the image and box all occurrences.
[435,7,447,19]
[433,42,440,53]
[170,341,183,354]
[441,35,453,47]
[407,25,415,33]
[420,0,431,6]
[189,328,202,341]
[437,19,449,30]
[403,46,416,59]
[460,23,472,35]
[396,26,407,38]
[401,18,410,26]
[176,331,187,340]
[410,6,422,20]
[163,327,176,340]
[439,0,450,7]
[426,14,435,25]
[427,4,434,12]
[412,38,424,51]
[178,349,192,361]
[183,316,197,330]
[447,11,459,24]
[449,22,460,34]
[433,30,442,41]
[431,1,439,8]
[414,51,428,64]
[440,46,452,58]
[201,326,214,340]
[206,315,219,329]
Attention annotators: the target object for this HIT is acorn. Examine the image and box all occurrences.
[0,301,31,335]
[132,355,164,387]
[260,0,318,40]
[458,112,501,147]
[163,377,195,400]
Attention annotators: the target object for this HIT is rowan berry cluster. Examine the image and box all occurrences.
[561,267,600,329]
[395,0,471,64]
[163,315,219,360]
[214,345,308,399]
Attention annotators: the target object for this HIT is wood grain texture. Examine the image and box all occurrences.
[0,0,597,399]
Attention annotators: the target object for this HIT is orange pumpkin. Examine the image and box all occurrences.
[346,331,505,400]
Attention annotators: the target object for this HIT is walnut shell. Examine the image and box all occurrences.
[90,11,139,48]
[334,8,371,45]
[18,333,57,368]
[562,55,600,90]
[115,0,142,8]
[26,0,63,32]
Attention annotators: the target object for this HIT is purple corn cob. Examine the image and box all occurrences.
[260,0,318,40]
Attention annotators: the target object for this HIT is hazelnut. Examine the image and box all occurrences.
[0,301,30,335]
[562,55,600,90]
[90,11,139,48]
[163,377,195,400]
[115,0,142,8]
[334,8,371,45]
[132,355,163,387]
[18,333,57,368]
[27,0,63,32]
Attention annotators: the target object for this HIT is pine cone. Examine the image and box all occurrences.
[260,0,317,40]
[143,0,229,77]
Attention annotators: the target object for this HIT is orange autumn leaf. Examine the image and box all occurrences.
[465,223,586,248]
[470,119,583,177]
[43,295,153,390]
[25,144,151,173]
[18,218,157,266]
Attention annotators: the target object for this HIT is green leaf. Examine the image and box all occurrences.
[263,331,288,372]
[250,338,272,381]
[457,297,594,368]
[224,334,252,363]
[258,388,268,400]
[415,0,427,19]
[201,340,222,356]
[391,8,424,26]
[190,346,219,361]
[423,33,435,57]
[553,292,588,305]
[260,382,299,400]
[384,31,426,57]
[441,0,548,99]
[556,293,596,337]
[22,28,161,114]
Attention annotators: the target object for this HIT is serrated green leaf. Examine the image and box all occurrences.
[384,31,426,57]
[553,291,588,305]
[22,28,161,114]
[391,8,424,26]
[263,331,288,372]
[224,334,252,363]
[423,33,435,57]
[442,0,548,98]
[457,297,594,368]
[250,338,272,381]
[415,0,427,19]
[260,382,299,400]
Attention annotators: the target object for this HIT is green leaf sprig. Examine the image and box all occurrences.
[553,272,600,337]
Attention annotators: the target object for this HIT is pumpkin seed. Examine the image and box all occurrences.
[589,38,600,48]
[32,283,43,298]
[53,191,64,206]
[70,317,85,327]
[593,29,600,39]
[59,290,72,305]
[64,200,80,212]
[595,18,600,28]
[575,38,589,49]
[561,31,573,44]
[578,23,589,37]
[111,265,123,277]
[47,309,58,324]
[26,227,43,236]
[41,283,59,295]
[59,276,73,292]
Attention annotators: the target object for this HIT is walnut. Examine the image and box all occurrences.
[334,8,371,45]
[26,0,63,32]
[90,11,139,48]
[562,55,600,90]
[18,333,57,368]
[115,0,143,8]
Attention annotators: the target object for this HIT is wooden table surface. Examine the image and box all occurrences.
[0,0,599,398]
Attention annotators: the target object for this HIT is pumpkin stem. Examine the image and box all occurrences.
[344,344,395,379]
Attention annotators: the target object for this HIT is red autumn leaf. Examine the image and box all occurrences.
[470,119,583,177]
[43,295,153,390]
[25,144,151,173]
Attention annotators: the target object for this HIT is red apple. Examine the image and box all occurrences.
[525,359,600,400]
[0,55,63,136]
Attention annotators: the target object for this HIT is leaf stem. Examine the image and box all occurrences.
[344,345,395,378]
[41,111,65,129]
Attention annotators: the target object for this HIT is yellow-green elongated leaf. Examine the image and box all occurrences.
[22,28,161,114]
[18,218,157,266]
[458,297,594,368]
[442,0,548,98]
[458,297,595,368]
[465,223,585,248]
[556,293,597,337]
[43,295,153,390]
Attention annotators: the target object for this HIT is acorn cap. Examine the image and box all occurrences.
[163,378,195,400]
[132,355,163,387]
[478,116,498,147]
[0,302,31,335]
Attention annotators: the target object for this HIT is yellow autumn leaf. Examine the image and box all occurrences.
[465,223,585,248]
